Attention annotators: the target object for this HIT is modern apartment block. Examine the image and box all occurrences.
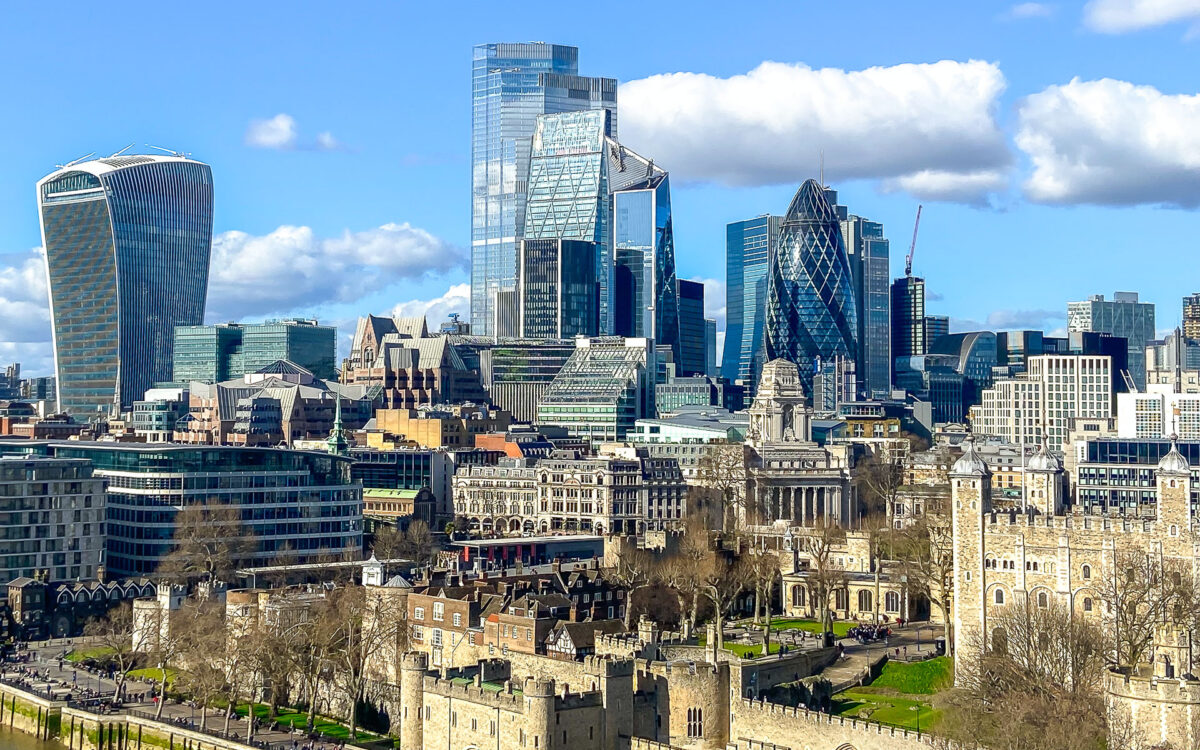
[970,355,1114,448]
[0,456,106,584]
[471,42,617,336]
[38,154,214,414]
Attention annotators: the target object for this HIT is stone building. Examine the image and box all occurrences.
[744,360,854,527]
[950,430,1200,748]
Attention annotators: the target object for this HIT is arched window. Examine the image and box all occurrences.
[992,627,1008,654]
[834,589,849,610]
[858,590,873,612]
[1083,597,1093,613]
[1037,591,1049,608]
[886,592,900,613]
[1081,564,1091,580]
[686,707,703,739]
[994,589,1005,605]
[792,586,806,608]
[1172,571,1183,587]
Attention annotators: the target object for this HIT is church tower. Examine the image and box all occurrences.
[951,434,991,687]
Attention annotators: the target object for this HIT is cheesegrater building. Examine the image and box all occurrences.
[37,154,214,416]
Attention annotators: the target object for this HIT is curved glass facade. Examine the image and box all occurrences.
[39,157,214,414]
[765,180,858,395]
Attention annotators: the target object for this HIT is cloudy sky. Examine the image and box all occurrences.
[2,0,1200,374]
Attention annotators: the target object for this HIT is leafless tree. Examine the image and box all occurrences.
[610,544,656,629]
[325,585,403,739]
[893,514,955,647]
[697,551,751,650]
[82,601,149,701]
[1097,549,1188,668]
[695,443,749,534]
[401,519,434,566]
[174,602,227,731]
[797,520,847,633]
[654,518,711,635]
[158,502,255,583]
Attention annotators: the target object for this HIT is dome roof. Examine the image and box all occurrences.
[1158,436,1190,476]
[951,435,989,476]
[1027,434,1062,473]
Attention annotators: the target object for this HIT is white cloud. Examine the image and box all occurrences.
[619,59,1010,203]
[881,169,1009,205]
[1009,2,1054,18]
[245,114,342,151]
[208,223,465,320]
[245,114,297,149]
[1016,78,1200,206]
[1084,0,1200,32]
[951,308,1066,332]
[0,249,53,375]
[390,284,471,329]
[689,277,727,330]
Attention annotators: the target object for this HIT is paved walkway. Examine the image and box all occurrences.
[4,640,350,750]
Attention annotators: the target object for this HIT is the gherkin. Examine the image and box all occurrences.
[765,179,859,395]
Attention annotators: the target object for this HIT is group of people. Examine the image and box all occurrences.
[846,623,892,643]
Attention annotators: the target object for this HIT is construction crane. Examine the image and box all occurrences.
[904,204,923,277]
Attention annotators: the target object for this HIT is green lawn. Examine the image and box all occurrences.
[128,667,177,688]
[868,657,953,695]
[768,618,854,638]
[833,688,941,731]
[234,704,386,742]
[696,634,784,659]
[66,646,115,663]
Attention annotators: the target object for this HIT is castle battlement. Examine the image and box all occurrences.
[735,698,945,747]
[984,509,1171,537]
[422,674,526,709]
[582,654,636,677]
[1106,669,1200,703]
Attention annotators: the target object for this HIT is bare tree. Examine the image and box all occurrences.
[797,520,847,634]
[174,602,227,731]
[610,544,656,629]
[158,502,255,583]
[1097,549,1186,668]
[82,601,150,701]
[655,518,711,635]
[697,551,751,651]
[325,585,403,739]
[894,514,955,646]
[401,519,434,566]
[695,443,748,534]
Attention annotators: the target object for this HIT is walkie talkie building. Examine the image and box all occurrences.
[37,154,214,415]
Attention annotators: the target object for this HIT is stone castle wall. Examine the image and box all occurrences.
[1105,670,1200,750]
[730,698,942,750]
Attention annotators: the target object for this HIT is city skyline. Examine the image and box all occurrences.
[3,2,1200,376]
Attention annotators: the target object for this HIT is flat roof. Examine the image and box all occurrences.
[453,535,604,547]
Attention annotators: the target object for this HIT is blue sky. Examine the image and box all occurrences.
[2,0,1200,375]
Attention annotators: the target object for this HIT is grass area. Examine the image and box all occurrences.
[127,667,177,688]
[66,646,115,663]
[768,618,854,638]
[696,633,782,659]
[833,688,941,731]
[868,657,953,695]
[234,704,386,742]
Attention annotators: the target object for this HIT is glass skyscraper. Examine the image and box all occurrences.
[721,215,782,391]
[1067,292,1155,388]
[173,319,337,384]
[839,207,891,399]
[612,161,679,357]
[675,279,705,376]
[517,239,598,338]
[471,42,616,336]
[38,155,214,415]
[765,180,859,396]
[891,275,927,369]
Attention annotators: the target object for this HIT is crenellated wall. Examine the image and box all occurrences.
[730,698,945,750]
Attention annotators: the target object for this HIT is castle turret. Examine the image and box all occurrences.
[585,657,635,750]
[523,678,556,750]
[1157,435,1191,548]
[951,434,991,687]
[1025,432,1064,516]
[399,652,428,750]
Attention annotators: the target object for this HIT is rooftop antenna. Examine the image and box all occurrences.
[56,152,96,170]
[819,150,825,187]
[145,144,189,158]
[109,143,134,158]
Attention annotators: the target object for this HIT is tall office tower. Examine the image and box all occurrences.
[38,154,214,415]
[173,319,337,384]
[891,276,927,368]
[536,337,656,442]
[1184,293,1200,340]
[721,215,783,390]
[471,43,617,337]
[173,323,244,383]
[765,180,858,396]
[705,319,718,377]
[612,163,679,355]
[517,239,598,338]
[925,315,950,346]
[836,200,891,398]
[1067,292,1155,388]
[675,280,706,376]
[524,109,673,338]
